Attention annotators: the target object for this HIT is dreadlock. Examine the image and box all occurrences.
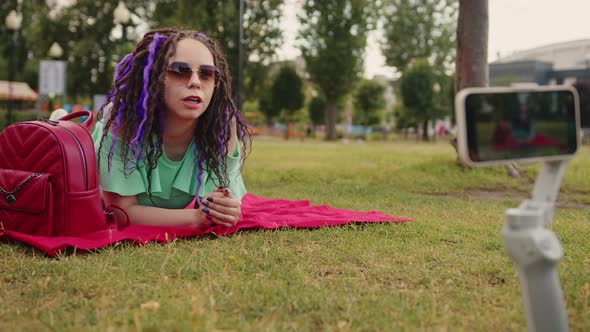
[97,29,251,206]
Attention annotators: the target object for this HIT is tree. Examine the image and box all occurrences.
[299,0,375,140]
[1,1,29,84]
[573,80,590,128]
[258,89,275,126]
[455,0,488,92]
[399,59,443,141]
[151,0,284,103]
[454,1,513,175]
[308,96,325,131]
[392,101,417,139]
[270,65,304,139]
[454,1,521,178]
[381,0,458,74]
[435,72,456,123]
[353,79,385,127]
[1,0,145,102]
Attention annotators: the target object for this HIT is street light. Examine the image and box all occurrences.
[114,2,130,43]
[4,10,22,126]
[237,0,244,112]
[47,42,63,112]
[48,42,63,58]
[433,82,441,94]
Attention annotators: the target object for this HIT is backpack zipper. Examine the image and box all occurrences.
[40,119,88,190]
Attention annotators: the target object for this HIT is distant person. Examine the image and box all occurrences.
[92,29,251,229]
[493,100,561,150]
[511,102,535,143]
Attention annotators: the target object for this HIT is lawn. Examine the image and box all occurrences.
[1,137,589,331]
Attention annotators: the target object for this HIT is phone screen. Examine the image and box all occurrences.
[463,89,578,163]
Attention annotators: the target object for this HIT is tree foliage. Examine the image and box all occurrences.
[258,89,275,125]
[399,59,440,141]
[1,0,147,101]
[392,101,416,131]
[1,0,283,106]
[151,0,284,103]
[308,96,325,127]
[269,64,304,140]
[381,0,458,74]
[299,0,375,140]
[353,79,385,126]
[270,65,304,118]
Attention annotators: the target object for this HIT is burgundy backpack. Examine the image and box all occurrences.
[0,111,106,236]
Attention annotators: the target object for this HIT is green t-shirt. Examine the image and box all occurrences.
[91,122,247,209]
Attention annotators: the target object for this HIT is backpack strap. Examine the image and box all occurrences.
[59,110,95,131]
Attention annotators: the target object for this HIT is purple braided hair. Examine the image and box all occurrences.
[101,53,134,170]
[107,101,127,171]
[131,33,168,165]
[113,53,134,82]
[233,107,248,164]
[192,153,206,208]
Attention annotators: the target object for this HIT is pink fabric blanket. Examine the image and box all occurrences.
[0,194,410,256]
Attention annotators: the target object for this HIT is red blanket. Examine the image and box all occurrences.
[0,194,410,256]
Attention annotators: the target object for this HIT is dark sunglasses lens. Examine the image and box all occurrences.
[169,63,193,79]
[198,68,215,81]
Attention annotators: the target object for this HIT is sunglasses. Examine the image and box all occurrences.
[167,62,220,84]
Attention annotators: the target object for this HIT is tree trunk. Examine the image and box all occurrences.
[422,119,429,141]
[285,121,291,140]
[455,1,519,177]
[325,99,338,140]
[455,0,489,93]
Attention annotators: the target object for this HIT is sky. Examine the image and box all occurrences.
[277,0,590,79]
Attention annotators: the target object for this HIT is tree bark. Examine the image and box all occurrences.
[325,99,338,140]
[455,1,486,162]
[455,0,489,93]
[285,121,291,140]
[455,1,519,177]
[422,119,429,141]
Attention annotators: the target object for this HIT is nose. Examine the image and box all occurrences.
[187,71,201,89]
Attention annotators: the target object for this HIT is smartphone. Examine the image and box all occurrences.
[455,85,580,166]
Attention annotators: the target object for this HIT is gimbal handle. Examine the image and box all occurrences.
[502,160,569,332]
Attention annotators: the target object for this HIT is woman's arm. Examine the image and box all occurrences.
[103,191,211,228]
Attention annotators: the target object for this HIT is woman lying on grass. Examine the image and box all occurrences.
[93,28,250,229]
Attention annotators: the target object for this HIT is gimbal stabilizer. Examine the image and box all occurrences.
[503,160,569,332]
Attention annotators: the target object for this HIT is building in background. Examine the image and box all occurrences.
[490,39,590,86]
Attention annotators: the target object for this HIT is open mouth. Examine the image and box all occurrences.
[183,96,202,105]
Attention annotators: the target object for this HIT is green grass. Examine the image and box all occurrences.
[2,138,589,331]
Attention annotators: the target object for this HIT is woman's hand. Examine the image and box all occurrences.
[199,187,242,228]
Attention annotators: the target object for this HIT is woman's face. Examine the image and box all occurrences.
[163,38,217,122]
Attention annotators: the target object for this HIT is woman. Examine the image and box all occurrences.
[93,29,250,229]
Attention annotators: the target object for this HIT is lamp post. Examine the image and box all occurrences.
[114,2,130,44]
[237,0,244,112]
[48,42,63,59]
[47,42,63,112]
[4,10,22,126]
